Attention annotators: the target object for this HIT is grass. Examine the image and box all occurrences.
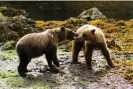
[0,68,51,89]
[0,50,17,60]
[0,69,18,79]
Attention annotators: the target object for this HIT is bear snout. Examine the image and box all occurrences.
[73,33,78,40]
[75,34,85,42]
[74,33,78,36]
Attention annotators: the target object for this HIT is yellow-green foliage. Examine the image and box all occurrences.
[36,18,133,51]
[65,17,87,25]
[113,59,133,84]
[88,19,133,51]
[0,12,7,20]
[35,20,66,30]
[35,17,87,30]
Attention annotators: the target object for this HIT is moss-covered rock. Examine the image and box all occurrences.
[0,7,38,43]
[0,7,28,17]
[0,12,7,20]
[78,7,106,20]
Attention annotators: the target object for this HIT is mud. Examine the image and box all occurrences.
[0,47,133,89]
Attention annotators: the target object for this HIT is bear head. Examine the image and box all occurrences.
[58,27,78,42]
[76,29,96,42]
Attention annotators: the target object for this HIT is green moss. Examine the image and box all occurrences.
[0,50,17,60]
[65,17,87,26]
[58,41,73,52]
[35,17,87,30]
[30,80,50,89]
[113,59,133,84]
[6,77,25,88]
[7,78,50,89]
[0,69,18,79]
[0,69,50,89]
[0,12,7,20]
[88,19,133,51]
[1,41,15,50]
[36,18,133,51]
[5,77,51,89]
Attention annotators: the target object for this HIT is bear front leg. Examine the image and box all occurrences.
[100,43,115,68]
[45,52,59,73]
[85,43,94,70]
[72,40,83,64]
[45,53,54,69]
[52,47,60,67]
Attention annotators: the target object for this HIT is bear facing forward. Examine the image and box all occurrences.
[72,24,115,69]
[16,27,78,77]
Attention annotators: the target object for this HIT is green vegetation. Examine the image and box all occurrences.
[1,41,15,50]
[36,17,87,30]
[113,59,133,84]
[36,18,133,52]
[88,19,133,51]
[0,12,7,20]
[6,78,51,89]
[0,50,17,60]
[0,69,18,79]
[0,69,50,89]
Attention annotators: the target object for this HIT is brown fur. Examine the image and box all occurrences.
[72,25,115,69]
[16,27,77,77]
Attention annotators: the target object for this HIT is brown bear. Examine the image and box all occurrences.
[16,27,78,77]
[72,24,115,69]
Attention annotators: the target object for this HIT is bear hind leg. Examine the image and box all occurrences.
[100,44,115,68]
[18,54,31,77]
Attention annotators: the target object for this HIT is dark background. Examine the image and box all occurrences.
[0,1,133,20]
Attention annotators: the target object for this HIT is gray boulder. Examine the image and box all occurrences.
[78,7,106,20]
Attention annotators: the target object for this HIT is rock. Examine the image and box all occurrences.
[78,7,106,20]
[0,7,38,43]
[0,7,28,17]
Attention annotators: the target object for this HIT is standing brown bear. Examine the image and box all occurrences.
[16,27,78,77]
[72,24,115,69]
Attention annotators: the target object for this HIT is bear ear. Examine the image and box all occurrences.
[91,29,95,34]
[60,26,65,31]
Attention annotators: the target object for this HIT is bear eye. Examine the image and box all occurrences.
[61,27,65,31]
[83,33,86,37]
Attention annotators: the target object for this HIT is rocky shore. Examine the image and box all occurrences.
[0,7,133,89]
